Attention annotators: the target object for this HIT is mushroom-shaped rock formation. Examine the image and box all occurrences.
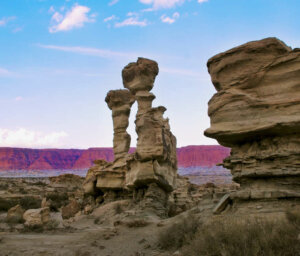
[83,57,177,199]
[122,58,177,192]
[205,37,300,213]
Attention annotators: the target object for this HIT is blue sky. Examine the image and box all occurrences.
[0,0,299,148]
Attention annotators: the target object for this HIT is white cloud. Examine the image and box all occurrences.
[139,0,184,9]
[37,44,135,59]
[12,27,23,33]
[0,128,68,148]
[15,96,23,102]
[0,16,16,27]
[48,6,55,13]
[115,17,148,27]
[0,67,10,76]
[104,15,116,22]
[161,12,180,24]
[109,0,119,6]
[198,0,208,3]
[49,4,95,33]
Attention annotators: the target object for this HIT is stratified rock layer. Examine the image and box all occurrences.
[123,58,177,192]
[84,58,177,196]
[205,37,300,212]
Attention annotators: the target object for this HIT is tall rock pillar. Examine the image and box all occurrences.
[122,58,177,192]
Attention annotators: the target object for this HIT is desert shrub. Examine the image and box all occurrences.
[182,213,300,256]
[44,219,59,230]
[18,187,28,194]
[286,209,300,228]
[32,181,46,186]
[22,224,44,233]
[0,199,15,211]
[6,216,24,224]
[114,203,123,215]
[158,213,199,250]
[126,219,149,228]
[20,196,41,210]
[0,184,9,190]
[46,192,69,211]
[94,217,101,224]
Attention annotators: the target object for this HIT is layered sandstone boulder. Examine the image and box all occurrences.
[205,37,300,212]
[23,207,50,227]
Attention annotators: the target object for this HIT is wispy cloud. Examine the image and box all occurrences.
[104,15,117,22]
[109,0,119,6]
[14,96,23,102]
[0,16,16,27]
[49,4,96,33]
[161,12,179,24]
[0,128,68,148]
[139,0,184,10]
[37,44,135,59]
[115,17,148,27]
[198,0,208,3]
[0,67,11,77]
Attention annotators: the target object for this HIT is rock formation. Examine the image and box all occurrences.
[205,37,300,213]
[123,58,177,192]
[84,57,177,201]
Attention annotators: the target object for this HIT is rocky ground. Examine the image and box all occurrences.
[0,174,238,256]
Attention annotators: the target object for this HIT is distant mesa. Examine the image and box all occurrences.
[0,145,230,171]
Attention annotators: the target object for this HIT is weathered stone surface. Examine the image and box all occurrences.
[23,207,50,226]
[61,199,81,219]
[205,37,300,212]
[105,89,135,160]
[123,58,177,192]
[122,57,159,94]
[84,57,177,200]
[6,204,25,223]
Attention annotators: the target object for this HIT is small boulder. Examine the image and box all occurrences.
[23,207,50,227]
[61,199,81,219]
[6,204,25,223]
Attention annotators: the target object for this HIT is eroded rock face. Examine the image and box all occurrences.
[205,37,300,212]
[23,207,50,227]
[84,57,177,200]
[122,58,177,192]
[105,89,135,161]
[6,204,25,223]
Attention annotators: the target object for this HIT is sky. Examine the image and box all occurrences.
[0,0,299,149]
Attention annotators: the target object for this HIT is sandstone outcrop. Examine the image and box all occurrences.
[84,58,178,205]
[205,37,300,213]
[6,204,25,223]
[23,207,50,227]
[61,199,81,219]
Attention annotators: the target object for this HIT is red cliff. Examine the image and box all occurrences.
[0,146,230,170]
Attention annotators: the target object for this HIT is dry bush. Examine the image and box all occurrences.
[158,213,199,250]
[46,192,69,211]
[126,219,149,228]
[0,183,9,190]
[0,198,15,211]
[182,211,300,256]
[114,203,123,215]
[20,196,41,210]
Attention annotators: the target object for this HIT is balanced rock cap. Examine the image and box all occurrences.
[122,57,159,94]
[105,89,135,110]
